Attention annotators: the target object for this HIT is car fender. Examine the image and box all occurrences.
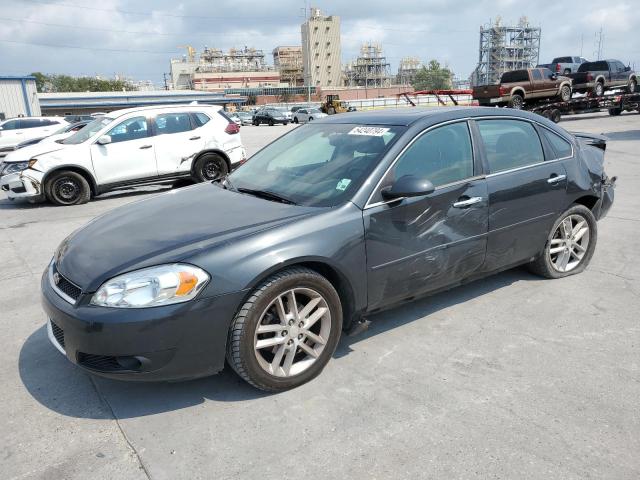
[40,164,98,195]
[595,74,606,84]
[190,148,232,172]
[510,87,526,98]
[558,80,572,91]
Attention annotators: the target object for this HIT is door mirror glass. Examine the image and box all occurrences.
[382,175,435,200]
[96,135,112,145]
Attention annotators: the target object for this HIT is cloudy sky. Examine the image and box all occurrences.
[1,0,638,86]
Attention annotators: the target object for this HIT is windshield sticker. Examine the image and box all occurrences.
[348,126,390,137]
[336,178,352,191]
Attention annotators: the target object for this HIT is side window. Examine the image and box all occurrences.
[155,113,193,135]
[1,120,19,130]
[478,120,544,173]
[193,113,210,127]
[532,69,542,80]
[541,129,573,159]
[20,119,44,129]
[390,122,474,188]
[106,116,149,143]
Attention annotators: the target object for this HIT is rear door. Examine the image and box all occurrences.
[89,115,157,185]
[152,111,204,175]
[611,61,627,86]
[364,121,488,309]
[475,118,568,272]
[530,68,547,97]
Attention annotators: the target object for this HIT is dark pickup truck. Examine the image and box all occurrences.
[473,67,572,109]
[568,59,637,96]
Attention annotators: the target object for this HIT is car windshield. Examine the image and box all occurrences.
[228,123,405,207]
[52,124,73,135]
[62,117,113,144]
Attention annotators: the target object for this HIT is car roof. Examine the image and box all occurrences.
[314,107,547,127]
[106,104,222,119]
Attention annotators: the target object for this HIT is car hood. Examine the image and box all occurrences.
[55,183,321,291]
[2,141,67,162]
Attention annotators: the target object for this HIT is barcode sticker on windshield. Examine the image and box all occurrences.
[336,179,351,191]
[348,126,390,136]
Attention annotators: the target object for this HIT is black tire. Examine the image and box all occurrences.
[45,170,90,206]
[542,109,553,120]
[608,108,622,116]
[551,109,562,123]
[628,78,637,93]
[528,204,597,279]
[226,267,343,392]
[563,68,571,75]
[268,119,274,126]
[293,117,299,124]
[559,84,572,102]
[508,93,524,109]
[193,153,228,182]
[308,117,314,122]
[253,119,259,126]
[594,81,604,97]
[327,107,336,115]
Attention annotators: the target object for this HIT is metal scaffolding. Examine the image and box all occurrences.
[344,43,392,87]
[197,46,272,73]
[472,17,541,86]
[397,57,422,86]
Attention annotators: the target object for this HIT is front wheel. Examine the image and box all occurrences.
[628,78,637,93]
[594,82,604,97]
[293,117,299,124]
[194,153,228,182]
[559,85,572,102]
[45,170,91,206]
[528,204,597,279]
[226,267,343,391]
[308,117,314,121]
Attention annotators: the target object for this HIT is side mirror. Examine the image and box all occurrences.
[381,175,435,200]
[96,135,111,145]
[550,74,557,80]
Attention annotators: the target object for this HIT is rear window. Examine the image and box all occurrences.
[500,70,529,83]
[553,57,572,63]
[193,112,210,127]
[578,61,608,72]
[541,129,573,159]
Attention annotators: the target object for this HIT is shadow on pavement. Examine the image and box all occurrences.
[20,267,539,419]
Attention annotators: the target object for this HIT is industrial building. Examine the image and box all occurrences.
[344,43,393,88]
[396,57,422,86]
[170,46,283,91]
[472,17,541,85]
[301,8,342,87]
[0,76,41,119]
[273,46,304,87]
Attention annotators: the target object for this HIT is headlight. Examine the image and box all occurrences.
[90,264,210,308]
[2,161,29,175]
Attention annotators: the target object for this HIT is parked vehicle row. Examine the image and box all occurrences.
[0,105,245,205]
[0,117,69,157]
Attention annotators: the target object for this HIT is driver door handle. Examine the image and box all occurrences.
[453,196,483,208]
[139,145,152,149]
[189,136,201,140]
[547,174,566,184]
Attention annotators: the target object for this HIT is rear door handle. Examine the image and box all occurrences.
[189,136,201,140]
[547,174,567,184]
[139,145,152,149]
[453,196,483,208]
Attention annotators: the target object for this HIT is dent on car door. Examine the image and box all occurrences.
[476,118,569,272]
[153,112,204,174]
[363,121,489,310]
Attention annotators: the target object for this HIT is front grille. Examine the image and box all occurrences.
[50,321,65,349]
[51,265,82,302]
[77,353,126,372]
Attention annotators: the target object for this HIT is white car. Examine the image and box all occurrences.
[0,117,69,157]
[293,108,328,123]
[0,105,246,205]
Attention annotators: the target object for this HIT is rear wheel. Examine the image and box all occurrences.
[594,81,604,97]
[194,153,228,182]
[45,170,90,206]
[608,107,622,116]
[308,117,314,121]
[268,119,274,126]
[628,78,637,93]
[226,267,342,391]
[559,85,572,102]
[529,204,597,279]
[551,109,562,123]
[508,94,524,109]
[327,107,336,115]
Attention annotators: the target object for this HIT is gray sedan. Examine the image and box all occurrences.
[293,108,327,123]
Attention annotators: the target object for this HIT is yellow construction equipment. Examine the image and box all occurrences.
[320,94,349,115]
[178,45,196,62]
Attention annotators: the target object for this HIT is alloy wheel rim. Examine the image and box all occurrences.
[55,178,80,202]
[253,288,331,378]
[548,214,590,273]
[512,97,523,109]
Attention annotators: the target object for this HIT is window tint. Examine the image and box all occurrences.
[501,70,528,83]
[532,69,542,80]
[193,112,210,127]
[613,61,625,72]
[155,113,192,134]
[579,61,608,72]
[20,119,45,128]
[1,120,19,130]
[106,116,149,143]
[391,122,474,188]
[541,68,554,79]
[541,129,573,159]
[477,120,544,173]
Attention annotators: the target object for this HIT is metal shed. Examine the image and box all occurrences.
[0,76,41,119]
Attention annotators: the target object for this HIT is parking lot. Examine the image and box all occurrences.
[1,113,639,479]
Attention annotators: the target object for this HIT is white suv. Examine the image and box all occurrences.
[0,117,69,157]
[0,105,246,205]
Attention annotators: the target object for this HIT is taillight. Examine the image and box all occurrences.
[556,63,561,72]
[499,86,509,96]
[225,122,240,135]
[586,73,593,82]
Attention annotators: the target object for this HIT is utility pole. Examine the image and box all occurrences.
[163,73,168,90]
[594,27,604,60]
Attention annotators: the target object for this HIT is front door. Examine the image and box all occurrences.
[475,118,569,272]
[152,112,205,175]
[364,121,489,310]
[90,115,157,185]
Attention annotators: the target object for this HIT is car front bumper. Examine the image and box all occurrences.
[41,263,248,381]
[0,169,45,201]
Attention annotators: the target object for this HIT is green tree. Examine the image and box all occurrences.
[412,60,453,91]
[30,72,48,92]
[29,73,132,92]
